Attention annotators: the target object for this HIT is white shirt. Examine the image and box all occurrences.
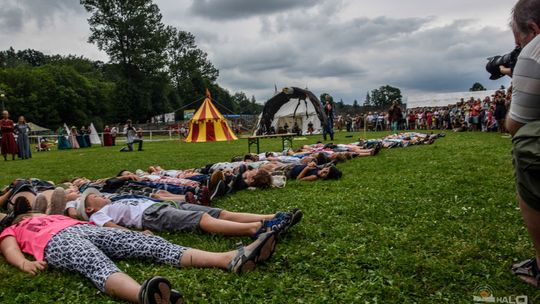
[89,199,155,229]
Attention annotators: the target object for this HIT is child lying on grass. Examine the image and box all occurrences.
[0,209,276,303]
[72,188,302,238]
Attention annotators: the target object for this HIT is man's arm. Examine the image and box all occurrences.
[505,115,525,137]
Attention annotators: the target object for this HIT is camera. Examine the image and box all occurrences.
[486,47,521,80]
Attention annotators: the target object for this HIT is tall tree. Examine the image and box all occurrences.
[80,0,172,121]
[166,27,219,108]
[364,92,371,106]
[370,85,402,108]
[80,0,169,75]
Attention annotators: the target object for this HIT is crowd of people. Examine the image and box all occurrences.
[333,89,511,134]
[406,89,510,133]
[0,129,443,302]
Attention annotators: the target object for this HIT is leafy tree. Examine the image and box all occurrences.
[80,0,169,76]
[370,85,402,108]
[469,82,486,91]
[353,100,360,109]
[80,0,174,121]
[364,92,371,106]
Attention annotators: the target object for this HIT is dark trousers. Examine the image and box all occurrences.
[127,139,143,151]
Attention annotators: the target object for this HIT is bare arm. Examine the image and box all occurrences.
[505,114,525,137]
[103,221,129,230]
[0,236,47,275]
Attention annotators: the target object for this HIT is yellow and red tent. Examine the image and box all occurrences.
[185,90,238,142]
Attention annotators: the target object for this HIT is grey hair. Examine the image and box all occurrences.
[512,0,540,35]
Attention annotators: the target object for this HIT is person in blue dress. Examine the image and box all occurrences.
[57,126,71,150]
[14,116,31,159]
[77,126,87,148]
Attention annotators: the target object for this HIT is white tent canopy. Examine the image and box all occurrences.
[407,90,499,108]
[269,98,322,134]
[89,123,102,145]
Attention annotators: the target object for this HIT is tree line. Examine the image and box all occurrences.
[0,0,262,130]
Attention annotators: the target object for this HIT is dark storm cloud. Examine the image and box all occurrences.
[0,0,84,33]
[0,6,24,32]
[190,0,322,20]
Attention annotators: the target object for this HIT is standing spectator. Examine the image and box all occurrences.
[120,119,143,152]
[57,126,71,150]
[322,95,334,141]
[14,116,31,159]
[0,110,17,161]
[307,121,314,135]
[110,125,118,146]
[426,111,433,130]
[495,95,507,133]
[505,0,540,288]
[388,101,402,133]
[179,124,187,139]
[83,125,92,147]
[69,126,80,149]
[103,125,113,146]
[77,126,87,148]
[408,111,416,130]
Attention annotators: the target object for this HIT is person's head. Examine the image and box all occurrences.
[18,116,25,124]
[78,188,109,220]
[317,165,342,180]
[315,152,329,165]
[244,169,272,188]
[116,169,131,177]
[72,177,91,188]
[2,110,8,119]
[243,154,257,162]
[512,0,540,48]
[126,119,132,126]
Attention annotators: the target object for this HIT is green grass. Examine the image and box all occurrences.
[0,131,536,303]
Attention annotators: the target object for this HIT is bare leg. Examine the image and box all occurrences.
[153,193,185,201]
[519,194,540,279]
[199,213,262,236]
[180,236,273,269]
[180,249,235,269]
[104,272,141,303]
[218,210,274,223]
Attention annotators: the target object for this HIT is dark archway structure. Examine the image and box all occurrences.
[255,87,328,135]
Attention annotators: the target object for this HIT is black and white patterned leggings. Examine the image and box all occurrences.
[44,224,189,291]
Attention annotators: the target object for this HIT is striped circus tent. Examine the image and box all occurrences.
[185,90,238,142]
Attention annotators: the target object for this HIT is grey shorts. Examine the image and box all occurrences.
[142,202,222,232]
[512,120,540,211]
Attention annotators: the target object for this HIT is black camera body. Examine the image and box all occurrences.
[486,47,522,80]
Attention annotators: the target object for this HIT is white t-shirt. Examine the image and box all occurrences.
[89,198,155,229]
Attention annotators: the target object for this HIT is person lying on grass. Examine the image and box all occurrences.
[71,174,211,206]
[146,166,207,182]
[0,211,276,303]
[71,188,302,238]
[0,179,71,214]
[287,161,343,181]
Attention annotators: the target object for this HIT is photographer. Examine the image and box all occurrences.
[120,119,143,152]
[501,0,540,288]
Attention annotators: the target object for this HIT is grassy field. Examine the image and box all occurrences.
[0,131,536,303]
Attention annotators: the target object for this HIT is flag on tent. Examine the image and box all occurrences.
[185,90,238,143]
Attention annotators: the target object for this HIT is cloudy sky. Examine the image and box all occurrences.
[0,0,516,103]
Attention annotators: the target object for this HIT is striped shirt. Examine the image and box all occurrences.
[511,34,540,123]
